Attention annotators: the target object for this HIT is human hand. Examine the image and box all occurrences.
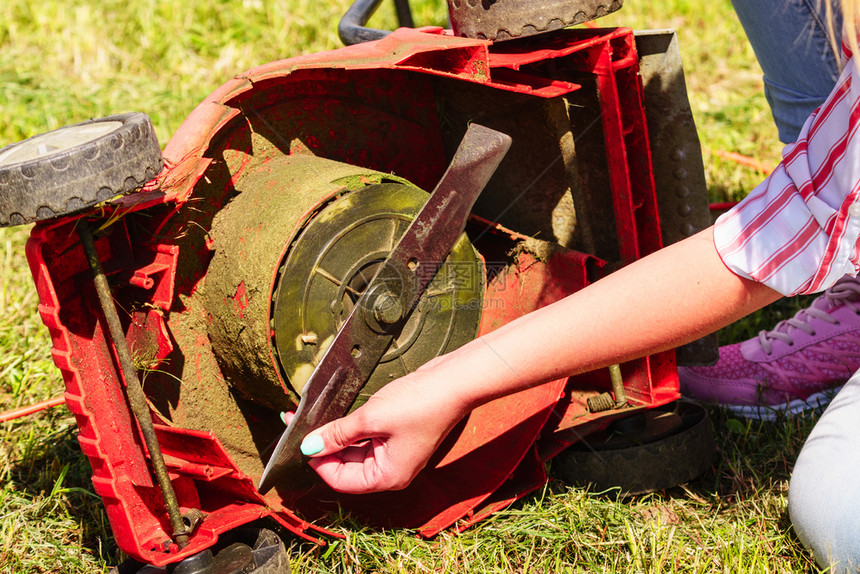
[286,365,471,494]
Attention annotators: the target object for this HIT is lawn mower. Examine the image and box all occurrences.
[0,0,717,570]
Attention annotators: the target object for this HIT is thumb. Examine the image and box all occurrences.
[300,410,375,458]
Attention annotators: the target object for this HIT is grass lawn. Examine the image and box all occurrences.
[0,0,828,571]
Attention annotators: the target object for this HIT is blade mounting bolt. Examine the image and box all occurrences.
[372,292,404,326]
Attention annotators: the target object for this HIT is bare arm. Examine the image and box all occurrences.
[302,227,781,492]
[451,227,781,407]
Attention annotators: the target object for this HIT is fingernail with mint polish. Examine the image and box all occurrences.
[301,435,324,456]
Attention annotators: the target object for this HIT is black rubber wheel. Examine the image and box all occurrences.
[551,400,716,496]
[449,0,624,41]
[0,112,162,227]
[109,527,290,574]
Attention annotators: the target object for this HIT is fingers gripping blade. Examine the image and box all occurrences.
[257,124,512,493]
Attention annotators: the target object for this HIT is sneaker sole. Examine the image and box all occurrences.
[723,387,842,421]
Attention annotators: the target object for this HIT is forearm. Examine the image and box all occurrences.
[304,227,784,493]
[427,227,783,410]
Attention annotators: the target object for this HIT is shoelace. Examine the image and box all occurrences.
[757,279,860,355]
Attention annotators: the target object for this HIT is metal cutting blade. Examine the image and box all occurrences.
[258,124,511,494]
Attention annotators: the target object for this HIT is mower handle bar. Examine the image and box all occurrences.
[339,0,416,45]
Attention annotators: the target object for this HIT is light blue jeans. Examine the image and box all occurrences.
[731,0,843,143]
[789,374,860,572]
[727,0,854,570]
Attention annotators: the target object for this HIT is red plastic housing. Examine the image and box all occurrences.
[26,27,678,566]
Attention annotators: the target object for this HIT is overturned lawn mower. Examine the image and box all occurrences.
[0,0,717,570]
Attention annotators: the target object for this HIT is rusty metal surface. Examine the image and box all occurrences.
[258,124,512,493]
[448,0,623,41]
[636,29,718,365]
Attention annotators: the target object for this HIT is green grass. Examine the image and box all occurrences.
[0,0,827,572]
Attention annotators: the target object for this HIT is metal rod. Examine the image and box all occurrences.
[78,222,190,549]
[608,363,628,408]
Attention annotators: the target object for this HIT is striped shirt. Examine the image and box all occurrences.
[714,38,860,296]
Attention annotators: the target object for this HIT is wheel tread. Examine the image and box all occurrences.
[0,112,162,226]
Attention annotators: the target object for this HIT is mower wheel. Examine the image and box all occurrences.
[448,0,623,41]
[551,400,716,496]
[0,112,162,227]
[109,527,289,574]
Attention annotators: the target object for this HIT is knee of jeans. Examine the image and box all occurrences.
[789,456,860,572]
[788,466,818,547]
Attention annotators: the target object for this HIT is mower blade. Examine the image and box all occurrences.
[257,124,511,494]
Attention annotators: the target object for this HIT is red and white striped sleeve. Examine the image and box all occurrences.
[713,40,860,296]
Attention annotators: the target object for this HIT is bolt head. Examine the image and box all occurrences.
[372,292,404,325]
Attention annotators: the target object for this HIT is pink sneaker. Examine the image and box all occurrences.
[679,276,860,420]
